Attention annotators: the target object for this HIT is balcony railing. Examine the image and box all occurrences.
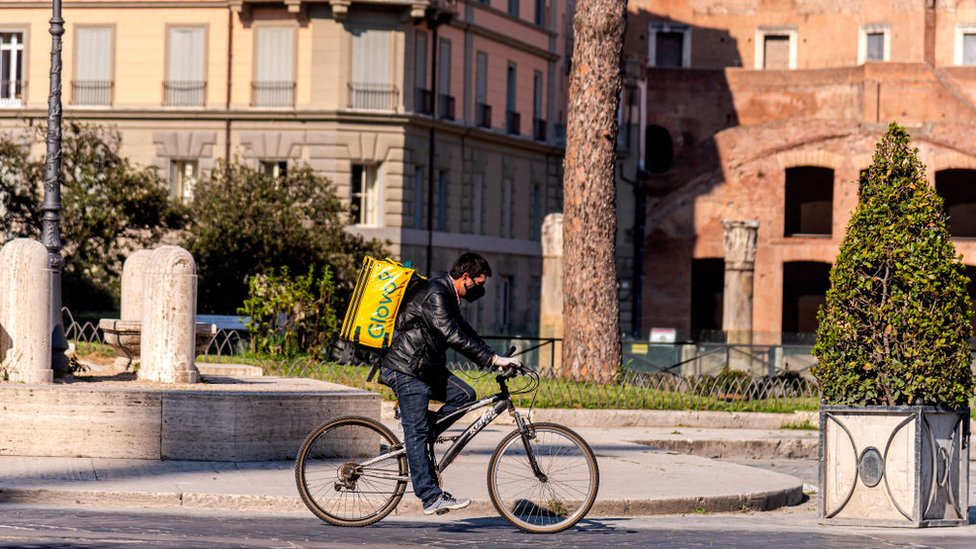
[251,81,295,108]
[476,102,491,128]
[438,93,455,120]
[71,80,113,106]
[349,82,399,110]
[164,81,206,107]
[0,80,25,107]
[415,87,433,115]
[533,117,546,141]
[506,110,521,136]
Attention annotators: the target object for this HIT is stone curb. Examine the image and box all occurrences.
[0,485,804,517]
[635,438,821,459]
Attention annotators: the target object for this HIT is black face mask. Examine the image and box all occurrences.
[463,281,486,303]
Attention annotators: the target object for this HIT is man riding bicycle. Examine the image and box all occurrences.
[379,252,522,515]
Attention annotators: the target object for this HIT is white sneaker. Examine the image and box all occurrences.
[422,492,471,515]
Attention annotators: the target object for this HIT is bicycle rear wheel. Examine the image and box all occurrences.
[487,422,599,533]
[295,416,407,527]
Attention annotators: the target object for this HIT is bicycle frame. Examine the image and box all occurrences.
[358,373,546,481]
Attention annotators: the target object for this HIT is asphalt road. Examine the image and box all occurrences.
[1,502,974,549]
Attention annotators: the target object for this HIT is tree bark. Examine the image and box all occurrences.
[561,0,626,381]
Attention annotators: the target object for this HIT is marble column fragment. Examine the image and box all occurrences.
[0,239,52,383]
[138,246,199,384]
[722,220,759,353]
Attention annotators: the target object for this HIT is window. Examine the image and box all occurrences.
[534,0,545,26]
[648,23,690,68]
[166,27,206,107]
[935,169,976,237]
[501,178,514,238]
[691,258,724,336]
[169,160,198,202]
[351,164,380,225]
[351,28,395,110]
[508,0,519,18]
[438,38,454,120]
[476,51,490,127]
[859,24,890,64]
[260,160,287,180]
[436,170,448,231]
[412,167,425,229]
[414,31,430,114]
[955,25,976,65]
[784,166,833,236]
[472,173,484,235]
[253,27,295,107]
[506,63,519,135]
[532,70,545,141]
[530,183,542,240]
[496,276,512,329]
[645,125,673,174]
[0,32,25,107]
[73,27,114,106]
[755,28,796,70]
[782,262,831,343]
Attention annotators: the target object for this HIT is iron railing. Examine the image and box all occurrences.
[0,79,25,106]
[438,93,455,120]
[251,81,295,107]
[62,310,822,412]
[506,110,521,135]
[476,102,492,128]
[415,87,433,114]
[163,80,206,107]
[71,80,113,106]
[348,82,398,110]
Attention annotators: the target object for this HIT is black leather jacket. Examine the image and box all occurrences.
[380,273,495,380]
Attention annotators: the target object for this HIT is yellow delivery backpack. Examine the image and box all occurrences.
[340,256,421,350]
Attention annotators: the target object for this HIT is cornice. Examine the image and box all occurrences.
[0,2,229,8]
[0,108,564,153]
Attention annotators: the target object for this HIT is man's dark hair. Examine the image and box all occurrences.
[450,252,492,279]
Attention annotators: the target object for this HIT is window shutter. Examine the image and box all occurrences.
[256,27,295,82]
[168,28,205,81]
[76,27,113,81]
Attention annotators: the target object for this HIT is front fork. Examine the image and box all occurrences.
[512,408,548,482]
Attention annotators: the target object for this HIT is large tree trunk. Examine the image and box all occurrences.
[561,0,626,381]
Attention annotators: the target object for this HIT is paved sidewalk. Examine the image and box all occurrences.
[0,424,805,517]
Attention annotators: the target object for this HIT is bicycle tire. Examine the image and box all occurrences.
[295,415,407,527]
[487,422,599,533]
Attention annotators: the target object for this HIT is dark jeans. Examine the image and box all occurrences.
[385,369,477,506]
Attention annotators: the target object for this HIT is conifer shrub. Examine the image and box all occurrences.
[813,123,975,408]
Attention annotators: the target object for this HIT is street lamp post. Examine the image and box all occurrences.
[43,0,68,374]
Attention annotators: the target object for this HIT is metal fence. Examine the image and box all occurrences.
[63,310,820,412]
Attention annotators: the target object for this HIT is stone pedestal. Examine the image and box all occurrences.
[0,239,52,383]
[539,213,564,373]
[722,220,759,371]
[139,246,199,384]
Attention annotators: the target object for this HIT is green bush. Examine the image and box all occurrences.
[813,123,975,408]
[183,160,385,313]
[0,123,186,312]
[239,265,339,357]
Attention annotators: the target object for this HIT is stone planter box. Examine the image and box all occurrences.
[98,319,217,371]
[819,405,970,527]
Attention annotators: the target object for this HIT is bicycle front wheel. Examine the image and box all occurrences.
[487,422,599,533]
[295,416,407,527]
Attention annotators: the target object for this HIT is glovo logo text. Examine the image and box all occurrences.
[366,269,399,340]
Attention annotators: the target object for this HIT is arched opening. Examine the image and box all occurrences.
[784,166,833,236]
[690,258,724,340]
[645,125,673,174]
[782,261,831,344]
[935,169,976,237]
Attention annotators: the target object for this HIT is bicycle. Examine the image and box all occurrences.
[294,361,600,533]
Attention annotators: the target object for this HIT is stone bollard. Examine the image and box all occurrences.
[121,249,153,321]
[0,239,52,383]
[539,213,564,374]
[99,249,153,371]
[138,246,199,384]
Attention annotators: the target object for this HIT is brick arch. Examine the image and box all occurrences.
[774,149,842,171]
[926,151,976,175]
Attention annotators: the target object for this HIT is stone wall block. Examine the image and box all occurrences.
[0,239,52,383]
[139,246,199,384]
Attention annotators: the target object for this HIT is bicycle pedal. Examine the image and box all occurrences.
[435,508,451,515]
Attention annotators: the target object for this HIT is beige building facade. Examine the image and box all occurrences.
[625,1,976,343]
[0,0,570,332]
